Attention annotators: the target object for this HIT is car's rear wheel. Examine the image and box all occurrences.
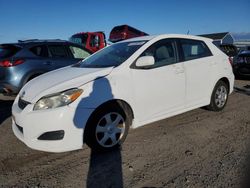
[84,103,130,152]
[207,80,229,111]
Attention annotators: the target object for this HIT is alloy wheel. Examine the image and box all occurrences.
[95,112,125,148]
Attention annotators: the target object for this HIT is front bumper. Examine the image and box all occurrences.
[12,97,95,152]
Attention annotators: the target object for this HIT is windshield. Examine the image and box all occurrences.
[69,34,88,47]
[76,41,147,68]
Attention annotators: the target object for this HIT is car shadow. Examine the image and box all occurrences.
[72,77,124,187]
[86,149,123,188]
[234,85,250,96]
[235,75,250,81]
[0,99,14,124]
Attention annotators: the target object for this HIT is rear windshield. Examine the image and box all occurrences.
[0,45,21,59]
[69,34,88,47]
[75,41,147,68]
[219,45,238,57]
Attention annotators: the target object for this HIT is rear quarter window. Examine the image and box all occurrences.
[0,45,21,58]
[48,45,70,58]
[180,39,212,61]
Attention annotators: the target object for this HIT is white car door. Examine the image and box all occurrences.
[179,39,213,107]
[130,39,185,124]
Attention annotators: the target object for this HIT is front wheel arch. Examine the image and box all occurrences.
[84,99,134,151]
[86,99,134,126]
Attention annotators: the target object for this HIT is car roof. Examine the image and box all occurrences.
[119,34,213,43]
[0,39,93,53]
[1,39,74,46]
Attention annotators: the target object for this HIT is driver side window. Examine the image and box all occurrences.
[140,39,177,68]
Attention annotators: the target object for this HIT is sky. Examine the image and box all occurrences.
[0,0,249,43]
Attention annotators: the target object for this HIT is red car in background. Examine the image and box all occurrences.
[69,32,106,53]
[109,25,149,43]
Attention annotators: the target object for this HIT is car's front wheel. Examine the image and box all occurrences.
[207,80,229,111]
[84,103,130,152]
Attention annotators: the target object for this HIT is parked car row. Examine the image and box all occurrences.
[11,34,234,152]
[0,25,150,96]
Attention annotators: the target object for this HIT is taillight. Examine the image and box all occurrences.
[0,59,24,67]
[228,57,233,66]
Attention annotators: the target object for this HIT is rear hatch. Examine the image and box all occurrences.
[0,44,22,80]
[219,44,238,57]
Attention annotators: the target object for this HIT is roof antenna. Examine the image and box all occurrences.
[187,30,190,35]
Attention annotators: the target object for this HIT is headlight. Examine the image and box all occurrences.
[33,88,83,111]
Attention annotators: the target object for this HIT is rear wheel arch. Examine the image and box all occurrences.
[27,73,43,82]
[207,78,230,111]
[219,77,230,93]
[22,71,45,86]
[210,77,230,96]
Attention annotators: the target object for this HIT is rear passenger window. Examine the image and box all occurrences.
[30,45,48,57]
[180,39,212,61]
[48,45,69,58]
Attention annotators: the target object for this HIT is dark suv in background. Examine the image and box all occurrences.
[0,39,91,95]
[233,50,250,79]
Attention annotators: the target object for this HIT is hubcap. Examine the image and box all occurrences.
[95,112,125,148]
[215,85,227,108]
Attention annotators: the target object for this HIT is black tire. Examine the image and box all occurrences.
[84,102,131,152]
[206,80,229,111]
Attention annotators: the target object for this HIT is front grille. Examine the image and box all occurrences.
[16,124,23,134]
[18,98,30,110]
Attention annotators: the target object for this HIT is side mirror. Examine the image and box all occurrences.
[135,56,155,67]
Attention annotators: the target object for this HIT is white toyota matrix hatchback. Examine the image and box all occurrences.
[12,34,234,152]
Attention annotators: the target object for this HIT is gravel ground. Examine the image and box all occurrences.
[0,79,249,188]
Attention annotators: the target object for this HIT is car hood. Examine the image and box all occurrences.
[20,66,114,103]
